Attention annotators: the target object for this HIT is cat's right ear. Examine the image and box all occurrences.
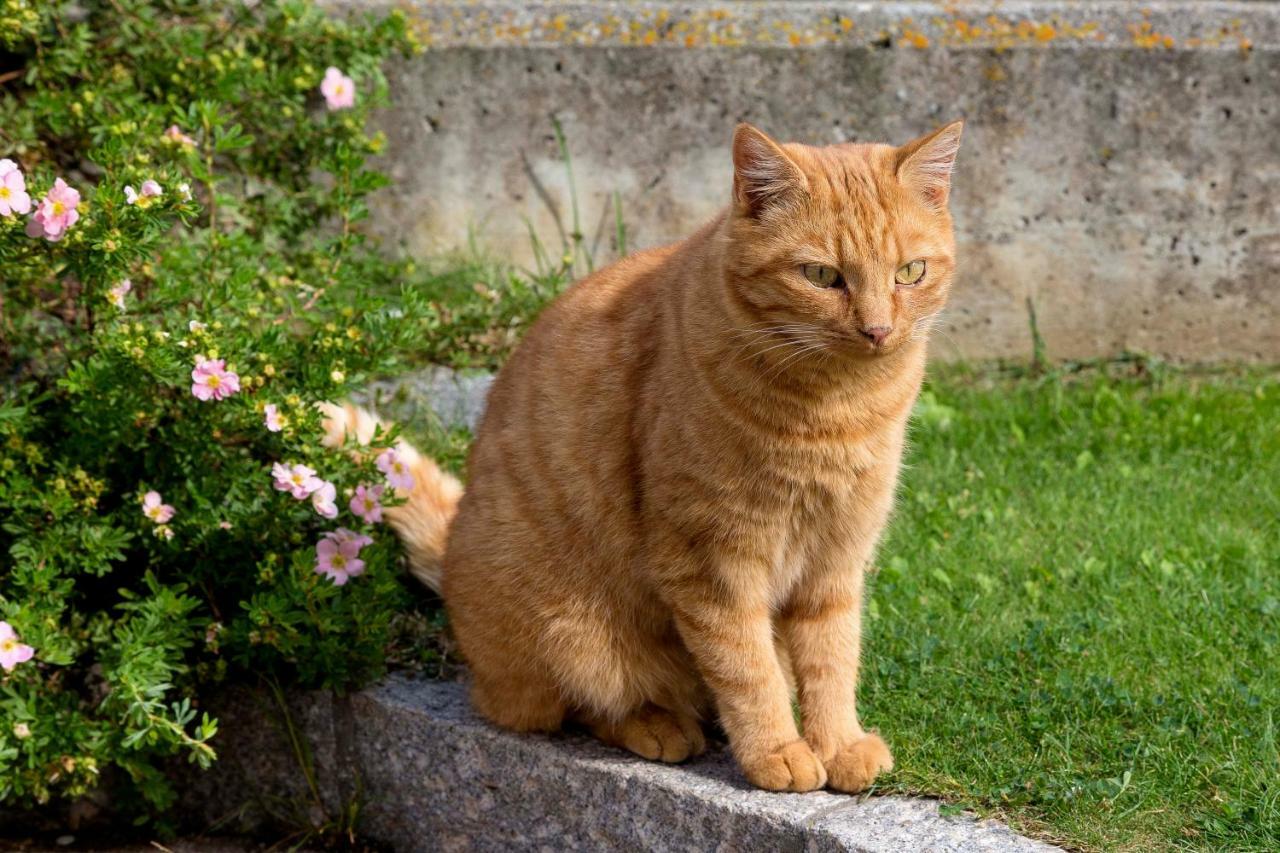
[732,124,807,217]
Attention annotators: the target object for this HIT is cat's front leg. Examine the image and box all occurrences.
[663,559,827,792]
[781,565,893,793]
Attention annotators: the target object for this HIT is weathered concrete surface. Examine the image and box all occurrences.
[360,364,494,431]
[187,676,1059,852]
[335,1,1279,362]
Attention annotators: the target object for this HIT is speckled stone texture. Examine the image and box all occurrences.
[187,676,1058,852]
[324,0,1280,361]
[358,364,494,431]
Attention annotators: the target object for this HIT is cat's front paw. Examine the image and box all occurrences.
[823,733,893,793]
[739,739,827,792]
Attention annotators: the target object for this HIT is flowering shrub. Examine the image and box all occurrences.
[0,0,433,817]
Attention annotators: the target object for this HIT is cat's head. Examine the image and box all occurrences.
[723,121,963,360]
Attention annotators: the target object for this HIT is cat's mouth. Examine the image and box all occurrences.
[834,328,896,357]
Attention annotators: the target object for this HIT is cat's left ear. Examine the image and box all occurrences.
[896,120,964,210]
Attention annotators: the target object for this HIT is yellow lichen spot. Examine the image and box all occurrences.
[1034,23,1056,42]
[642,29,658,46]
[1129,22,1171,49]
[840,17,854,33]
[900,28,930,49]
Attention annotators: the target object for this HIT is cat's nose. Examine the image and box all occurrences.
[860,325,892,346]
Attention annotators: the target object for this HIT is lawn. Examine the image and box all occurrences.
[404,260,1278,852]
[865,362,1279,851]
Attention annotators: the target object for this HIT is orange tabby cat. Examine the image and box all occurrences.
[324,121,963,793]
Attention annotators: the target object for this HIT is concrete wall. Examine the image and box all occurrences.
[347,2,1280,361]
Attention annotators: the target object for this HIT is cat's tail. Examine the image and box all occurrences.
[318,402,463,593]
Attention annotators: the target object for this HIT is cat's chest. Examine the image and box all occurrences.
[747,410,905,485]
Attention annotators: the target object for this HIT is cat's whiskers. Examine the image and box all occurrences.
[918,313,961,352]
[760,339,833,383]
[907,312,946,345]
[727,324,828,362]
[727,322,826,344]
[747,338,824,371]
[732,330,819,356]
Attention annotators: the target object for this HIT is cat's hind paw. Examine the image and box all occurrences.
[595,705,707,763]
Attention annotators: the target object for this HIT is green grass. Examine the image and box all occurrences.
[864,361,1280,851]
[397,256,1279,851]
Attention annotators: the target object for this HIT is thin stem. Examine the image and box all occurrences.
[613,190,627,257]
[201,114,218,297]
[267,676,328,823]
[123,680,216,762]
[551,115,590,274]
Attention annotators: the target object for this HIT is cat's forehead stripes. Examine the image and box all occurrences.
[782,142,906,270]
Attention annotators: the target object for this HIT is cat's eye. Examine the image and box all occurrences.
[895,260,926,286]
[802,264,843,288]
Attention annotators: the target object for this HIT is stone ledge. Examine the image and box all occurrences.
[191,676,1059,851]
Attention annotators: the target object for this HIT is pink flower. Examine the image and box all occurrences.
[314,536,365,586]
[25,177,80,241]
[162,125,197,148]
[263,403,285,432]
[141,490,175,523]
[320,67,356,110]
[376,448,415,491]
[124,180,163,208]
[107,279,132,311]
[271,462,323,499]
[191,358,240,401]
[218,520,232,530]
[326,527,373,549]
[349,484,384,523]
[0,159,32,217]
[0,622,35,672]
[311,480,339,519]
